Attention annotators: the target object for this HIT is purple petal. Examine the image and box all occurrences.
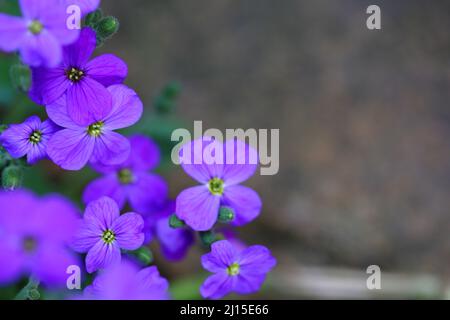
[62,27,96,68]
[222,185,262,226]
[86,54,128,87]
[127,172,168,214]
[84,196,120,231]
[0,14,27,52]
[32,244,80,288]
[85,240,121,273]
[67,77,112,126]
[46,96,83,129]
[32,193,80,241]
[124,135,161,171]
[136,266,170,300]
[71,221,101,253]
[0,240,25,285]
[156,217,194,261]
[222,139,258,185]
[27,141,47,164]
[19,0,50,19]
[112,213,144,250]
[47,129,95,170]
[179,138,224,184]
[91,131,130,166]
[233,273,266,295]
[239,245,276,274]
[200,272,233,300]
[103,85,143,130]
[175,186,220,231]
[29,67,69,105]
[40,3,80,45]
[20,32,62,68]
[82,174,126,209]
[201,240,238,272]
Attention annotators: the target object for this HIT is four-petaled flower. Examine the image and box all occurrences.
[0,189,80,287]
[83,260,169,300]
[71,196,145,273]
[83,135,168,214]
[176,137,262,231]
[0,115,59,165]
[46,84,143,170]
[200,240,276,299]
[30,27,128,125]
[0,0,80,67]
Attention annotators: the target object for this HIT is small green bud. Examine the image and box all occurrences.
[154,96,174,114]
[85,9,103,27]
[218,206,235,223]
[2,165,23,190]
[96,16,119,40]
[169,214,185,228]
[10,64,31,92]
[27,289,40,300]
[199,231,217,247]
[130,247,153,265]
[162,82,181,99]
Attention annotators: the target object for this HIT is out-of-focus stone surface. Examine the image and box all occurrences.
[103,0,450,275]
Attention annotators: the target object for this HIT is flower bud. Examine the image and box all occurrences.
[96,16,119,40]
[199,231,218,247]
[85,9,103,27]
[218,206,235,223]
[9,64,31,92]
[2,165,23,190]
[130,247,153,265]
[169,214,185,228]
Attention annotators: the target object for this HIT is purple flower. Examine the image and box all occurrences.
[200,240,276,299]
[71,196,145,273]
[176,137,262,231]
[30,27,128,125]
[60,0,100,16]
[0,116,59,165]
[0,0,80,67]
[83,260,169,300]
[143,200,194,261]
[46,84,143,170]
[83,135,168,214]
[0,189,80,287]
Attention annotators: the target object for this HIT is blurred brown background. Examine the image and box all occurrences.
[101,0,450,298]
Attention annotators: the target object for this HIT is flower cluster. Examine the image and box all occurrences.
[0,0,275,300]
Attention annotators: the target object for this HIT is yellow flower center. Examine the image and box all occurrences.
[29,130,42,144]
[227,262,240,276]
[118,169,134,185]
[87,121,104,137]
[28,20,43,35]
[66,67,85,83]
[102,230,115,244]
[208,178,224,196]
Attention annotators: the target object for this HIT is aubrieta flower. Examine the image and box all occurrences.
[0,115,59,165]
[71,196,145,273]
[83,135,168,214]
[176,137,262,231]
[0,189,80,287]
[0,0,80,67]
[143,200,194,261]
[200,240,276,299]
[30,27,128,125]
[83,260,169,300]
[46,84,143,170]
